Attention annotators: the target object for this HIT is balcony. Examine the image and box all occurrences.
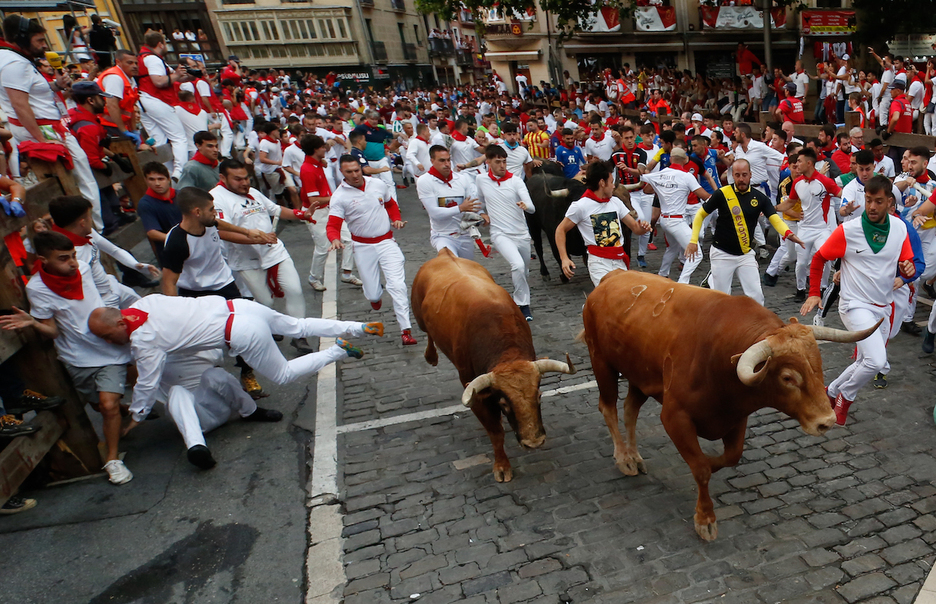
[390,0,405,11]
[403,43,417,61]
[372,40,388,63]
[456,49,473,65]
[428,37,454,57]
[359,0,374,6]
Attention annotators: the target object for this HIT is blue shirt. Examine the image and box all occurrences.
[137,193,183,261]
[352,123,393,162]
[349,147,370,168]
[555,145,585,179]
[692,149,721,194]
[897,214,925,284]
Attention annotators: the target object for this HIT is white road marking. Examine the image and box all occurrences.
[453,454,491,470]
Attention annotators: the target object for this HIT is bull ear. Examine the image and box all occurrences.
[789,317,800,324]
[730,353,741,366]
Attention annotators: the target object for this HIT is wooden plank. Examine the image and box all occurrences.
[0,410,65,507]
[91,142,172,206]
[0,178,64,240]
[0,244,27,364]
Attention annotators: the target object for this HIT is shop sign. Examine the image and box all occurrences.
[800,10,856,36]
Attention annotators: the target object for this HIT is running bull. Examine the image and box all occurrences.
[411,249,576,482]
[526,162,641,282]
[580,271,879,541]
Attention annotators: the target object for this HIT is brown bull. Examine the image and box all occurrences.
[412,249,575,482]
[581,271,879,541]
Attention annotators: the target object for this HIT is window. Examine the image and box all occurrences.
[318,19,331,39]
[307,20,318,39]
[413,24,420,44]
[327,20,336,38]
[337,19,347,38]
[398,23,407,46]
[267,20,280,40]
[249,22,260,40]
[297,19,309,38]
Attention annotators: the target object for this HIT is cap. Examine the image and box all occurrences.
[228,55,240,62]
[71,81,103,96]
[841,54,850,61]
[890,79,906,90]
[271,87,280,93]
[784,82,796,93]
[691,112,703,122]
[670,147,688,160]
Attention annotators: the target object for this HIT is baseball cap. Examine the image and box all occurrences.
[71,81,103,96]
[841,54,850,61]
[670,147,688,160]
[784,82,796,93]
[890,79,906,90]
[228,55,240,62]
[691,112,703,122]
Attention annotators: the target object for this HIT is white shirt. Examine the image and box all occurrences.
[789,172,841,229]
[176,107,212,154]
[874,155,896,179]
[417,171,478,236]
[731,140,785,186]
[209,185,289,271]
[126,294,230,421]
[840,178,903,223]
[450,137,483,175]
[0,49,61,121]
[584,132,615,161]
[329,177,396,239]
[101,70,135,100]
[792,71,810,98]
[500,142,533,181]
[750,75,764,99]
[563,195,631,248]
[282,143,305,177]
[140,54,170,102]
[258,138,282,174]
[162,225,233,291]
[406,137,431,175]
[74,236,122,308]
[430,131,446,148]
[641,168,703,216]
[475,171,535,238]
[838,216,909,307]
[909,79,925,110]
[26,260,131,368]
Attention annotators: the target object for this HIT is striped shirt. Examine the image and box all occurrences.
[523,130,550,160]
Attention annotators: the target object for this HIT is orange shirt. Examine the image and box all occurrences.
[523,130,550,159]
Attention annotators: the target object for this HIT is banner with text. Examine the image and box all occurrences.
[699,6,786,29]
[633,6,676,32]
[800,10,856,36]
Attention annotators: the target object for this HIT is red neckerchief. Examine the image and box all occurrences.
[120,308,149,337]
[178,101,202,116]
[261,135,278,144]
[145,187,176,202]
[452,130,467,142]
[192,152,218,168]
[488,169,513,185]
[51,224,90,247]
[216,181,254,200]
[0,40,30,60]
[429,166,453,187]
[582,189,611,203]
[918,172,930,185]
[35,260,83,300]
[561,141,575,150]
[304,156,326,168]
[416,136,429,144]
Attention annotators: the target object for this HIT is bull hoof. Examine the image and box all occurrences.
[493,465,513,483]
[559,274,570,284]
[694,517,718,542]
[541,273,551,282]
[615,454,648,476]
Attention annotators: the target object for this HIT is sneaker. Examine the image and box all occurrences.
[186,445,216,470]
[362,322,384,337]
[6,390,65,415]
[370,300,382,311]
[813,313,825,327]
[240,370,263,396]
[832,393,854,426]
[519,305,533,322]
[825,387,836,409]
[648,242,658,251]
[923,281,936,299]
[243,406,284,422]
[901,321,922,336]
[924,330,936,354]
[762,272,778,287]
[401,329,417,346]
[0,495,37,515]
[336,337,364,359]
[272,334,284,342]
[792,289,807,303]
[103,459,133,485]
[308,277,327,292]
[872,373,888,389]
[0,415,40,438]
[396,184,408,189]
[291,338,314,353]
[637,256,647,268]
[341,274,363,287]
[758,247,769,259]
[699,271,711,289]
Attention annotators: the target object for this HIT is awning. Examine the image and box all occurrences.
[483,51,541,60]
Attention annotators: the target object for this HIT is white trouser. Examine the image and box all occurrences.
[353,238,412,331]
[371,157,395,187]
[918,227,936,283]
[632,193,653,257]
[587,255,626,287]
[167,367,258,449]
[659,215,702,284]
[767,221,799,276]
[261,171,286,196]
[10,124,103,230]
[237,257,305,319]
[925,112,936,136]
[308,208,353,282]
[796,226,831,291]
[827,300,890,402]
[139,94,189,179]
[492,233,531,306]
[217,113,234,157]
[710,247,764,305]
[430,232,475,259]
[228,298,365,384]
[879,94,892,127]
[107,275,141,309]
[890,282,913,340]
[402,160,416,182]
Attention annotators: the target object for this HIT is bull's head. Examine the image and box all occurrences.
[733,318,882,436]
[461,355,576,449]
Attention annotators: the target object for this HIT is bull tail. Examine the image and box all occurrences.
[574,329,587,344]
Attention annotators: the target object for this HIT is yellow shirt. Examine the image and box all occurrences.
[523,130,550,160]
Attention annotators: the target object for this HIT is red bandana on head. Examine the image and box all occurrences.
[51,224,91,247]
[35,260,83,300]
[145,187,176,202]
[582,189,611,203]
[488,169,513,185]
[120,308,150,337]
[192,151,218,168]
[429,166,453,186]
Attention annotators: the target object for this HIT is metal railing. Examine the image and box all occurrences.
[372,41,388,62]
[428,38,454,56]
[390,0,405,11]
[403,43,417,61]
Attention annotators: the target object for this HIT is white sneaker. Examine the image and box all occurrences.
[103,459,133,485]
[308,276,326,292]
[813,313,825,327]
[341,274,363,286]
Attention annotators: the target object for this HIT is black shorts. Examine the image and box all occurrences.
[179,280,242,300]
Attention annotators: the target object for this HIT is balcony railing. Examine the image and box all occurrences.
[372,40,388,62]
[456,49,473,65]
[390,0,405,10]
[428,38,454,56]
[359,0,374,7]
[403,43,417,61]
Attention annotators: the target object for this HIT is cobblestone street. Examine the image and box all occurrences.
[330,184,936,604]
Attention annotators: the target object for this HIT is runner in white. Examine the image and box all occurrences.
[726,123,785,202]
[327,155,418,346]
[475,145,537,321]
[640,147,711,284]
[556,161,650,287]
[417,145,480,259]
[405,123,431,178]
[800,175,916,425]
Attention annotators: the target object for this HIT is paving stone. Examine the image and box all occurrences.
[461,570,513,597]
[841,553,887,576]
[837,573,897,603]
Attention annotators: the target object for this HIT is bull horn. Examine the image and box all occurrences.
[533,353,577,375]
[461,373,494,407]
[736,340,773,386]
[548,188,569,198]
[808,318,885,343]
[618,182,644,192]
